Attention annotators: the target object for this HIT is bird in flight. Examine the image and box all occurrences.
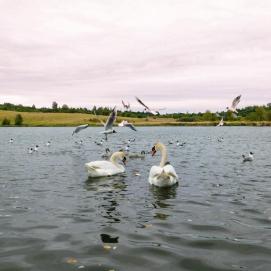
[227,95,241,114]
[101,106,117,140]
[118,120,137,131]
[122,100,130,110]
[72,124,89,136]
[135,96,165,115]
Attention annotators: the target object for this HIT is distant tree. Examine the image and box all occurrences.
[52,101,58,110]
[15,114,23,125]
[61,104,69,110]
[201,110,217,121]
[32,104,36,109]
[265,111,271,121]
[267,103,271,108]
[2,117,10,126]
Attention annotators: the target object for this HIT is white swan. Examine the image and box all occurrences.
[86,151,127,178]
[149,142,178,187]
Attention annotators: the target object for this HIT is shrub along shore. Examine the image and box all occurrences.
[0,110,270,127]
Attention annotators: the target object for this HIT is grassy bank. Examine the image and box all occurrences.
[0,110,271,127]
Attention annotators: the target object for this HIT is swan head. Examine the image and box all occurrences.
[110,151,127,166]
[112,130,117,134]
[151,142,162,156]
[151,145,157,156]
[122,156,127,165]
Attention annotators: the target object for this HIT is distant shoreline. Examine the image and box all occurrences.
[1,110,271,127]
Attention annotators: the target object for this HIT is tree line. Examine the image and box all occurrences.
[0,101,271,125]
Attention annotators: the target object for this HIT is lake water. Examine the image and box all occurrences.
[0,127,271,271]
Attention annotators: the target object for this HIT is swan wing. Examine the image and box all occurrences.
[164,164,178,179]
[149,165,178,187]
[85,160,124,177]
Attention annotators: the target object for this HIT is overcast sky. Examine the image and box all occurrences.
[0,0,270,112]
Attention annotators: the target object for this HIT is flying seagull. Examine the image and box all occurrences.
[217,117,224,127]
[101,106,117,140]
[122,100,130,110]
[227,95,241,114]
[135,96,160,115]
[118,120,137,131]
[72,124,89,135]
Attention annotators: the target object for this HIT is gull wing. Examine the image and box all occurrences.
[125,123,137,131]
[105,106,117,130]
[231,95,241,109]
[72,124,88,135]
[135,96,150,110]
[122,100,126,108]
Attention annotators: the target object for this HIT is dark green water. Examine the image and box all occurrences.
[0,127,271,271]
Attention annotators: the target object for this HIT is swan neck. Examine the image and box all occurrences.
[157,144,168,167]
[110,153,122,168]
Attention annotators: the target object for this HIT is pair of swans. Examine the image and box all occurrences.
[85,142,178,187]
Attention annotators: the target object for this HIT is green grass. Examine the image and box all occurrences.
[0,110,270,127]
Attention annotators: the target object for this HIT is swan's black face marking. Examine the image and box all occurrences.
[113,130,117,133]
[151,146,156,156]
[165,161,171,165]
[122,156,127,165]
[250,152,254,155]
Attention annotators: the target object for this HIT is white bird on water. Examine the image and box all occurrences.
[128,150,146,159]
[9,138,14,143]
[242,152,254,162]
[118,120,137,131]
[101,148,112,159]
[28,147,34,154]
[72,124,89,136]
[46,141,51,147]
[34,145,39,152]
[148,142,178,187]
[227,95,241,114]
[85,151,127,177]
[95,140,104,146]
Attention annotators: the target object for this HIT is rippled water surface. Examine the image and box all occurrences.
[1,127,271,271]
